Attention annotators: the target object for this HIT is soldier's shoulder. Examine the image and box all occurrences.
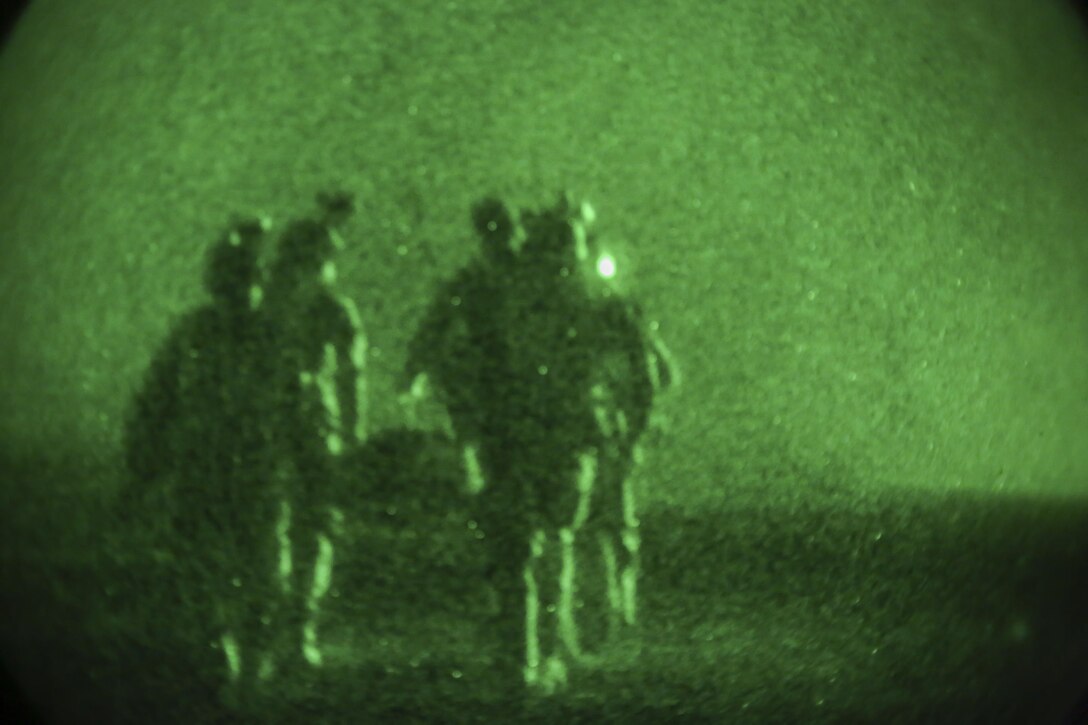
[160,306,222,356]
[420,262,488,319]
[174,304,216,333]
[450,259,491,294]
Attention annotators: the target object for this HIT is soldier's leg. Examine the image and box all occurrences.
[211,583,244,699]
[302,507,343,667]
[596,455,627,641]
[620,450,642,627]
[291,506,323,667]
[570,449,617,659]
[213,472,270,692]
[220,629,242,684]
[274,498,293,595]
[620,528,640,627]
[523,528,545,686]
[562,451,591,652]
[567,524,609,659]
[248,506,286,686]
[227,580,270,699]
[286,438,337,668]
[204,513,247,691]
[481,515,532,699]
[527,528,568,694]
[255,601,278,684]
[497,554,532,697]
[272,495,315,672]
[463,443,486,495]
[259,495,294,678]
[597,529,623,641]
[556,526,581,660]
[219,565,278,708]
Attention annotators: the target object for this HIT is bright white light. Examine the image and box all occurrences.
[596,254,617,279]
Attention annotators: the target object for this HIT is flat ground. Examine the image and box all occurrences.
[2,452,1085,724]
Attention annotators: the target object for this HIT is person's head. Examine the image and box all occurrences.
[268,191,352,294]
[471,196,518,269]
[268,218,339,292]
[203,217,265,307]
[316,189,355,231]
[519,192,595,273]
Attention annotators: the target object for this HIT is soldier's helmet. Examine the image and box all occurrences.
[268,191,354,287]
[271,218,338,284]
[519,192,592,270]
[316,189,356,231]
[204,218,264,303]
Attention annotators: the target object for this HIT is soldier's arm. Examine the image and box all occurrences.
[401,296,442,426]
[639,319,679,447]
[335,295,367,445]
[645,320,680,396]
[402,275,465,393]
[622,298,679,395]
[605,297,677,442]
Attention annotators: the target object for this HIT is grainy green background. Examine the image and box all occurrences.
[1,0,1086,505]
[1,1,1087,722]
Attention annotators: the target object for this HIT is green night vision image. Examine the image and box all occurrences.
[1,1,1087,723]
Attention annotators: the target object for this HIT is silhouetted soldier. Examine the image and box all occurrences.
[507,194,679,686]
[263,193,366,672]
[503,194,604,693]
[122,215,278,703]
[400,192,674,699]
[400,196,533,698]
[401,196,521,495]
[575,295,677,656]
[121,217,263,524]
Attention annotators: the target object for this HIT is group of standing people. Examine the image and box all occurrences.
[403,192,677,695]
[120,189,676,705]
[121,192,366,701]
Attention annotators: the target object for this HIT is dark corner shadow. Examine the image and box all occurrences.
[0,0,30,52]
[1071,0,1088,34]
[1063,685,1088,725]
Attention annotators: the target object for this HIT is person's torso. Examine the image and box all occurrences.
[271,289,354,374]
[499,257,600,459]
[586,295,656,445]
[177,307,268,458]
